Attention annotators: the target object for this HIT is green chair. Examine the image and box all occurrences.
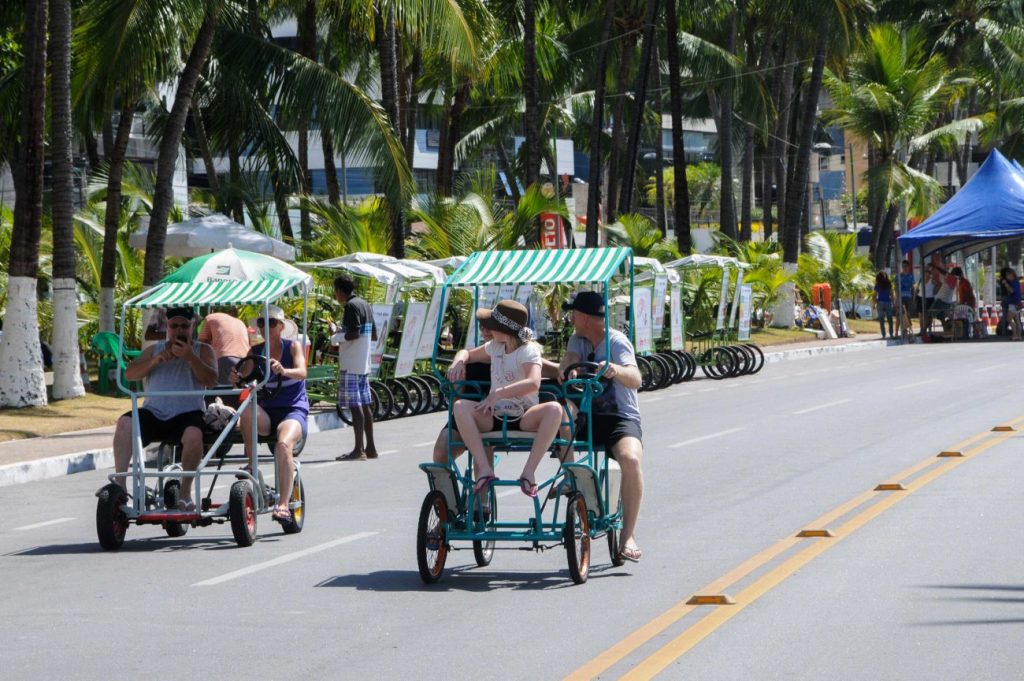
[90,332,141,395]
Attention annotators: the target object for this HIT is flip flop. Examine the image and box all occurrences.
[518,476,538,498]
[473,475,498,495]
[617,544,642,563]
[177,498,197,513]
[271,507,292,522]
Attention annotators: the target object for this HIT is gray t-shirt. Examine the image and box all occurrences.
[566,329,641,423]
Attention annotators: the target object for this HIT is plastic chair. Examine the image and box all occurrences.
[90,332,141,395]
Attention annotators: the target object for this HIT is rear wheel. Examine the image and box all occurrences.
[564,493,591,584]
[472,487,497,567]
[407,376,435,415]
[417,491,449,583]
[370,382,393,421]
[636,356,653,392]
[607,526,626,567]
[386,379,413,418]
[96,483,129,550]
[279,472,305,535]
[744,343,765,374]
[228,481,257,547]
[162,480,188,538]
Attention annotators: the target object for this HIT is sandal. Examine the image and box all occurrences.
[271,506,292,522]
[518,476,538,498]
[473,475,498,495]
[177,498,197,513]
[617,543,643,563]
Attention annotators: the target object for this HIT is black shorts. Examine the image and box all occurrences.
[575,413,643,454]
[123,408,205,447]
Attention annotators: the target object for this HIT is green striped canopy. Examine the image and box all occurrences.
[447,247,632,286]
[132,248,310,308]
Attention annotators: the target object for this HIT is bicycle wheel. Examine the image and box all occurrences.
[645,355,667,391]
[418,373,447,411]
[660,351,684,385]
[677,351,697,382]
[726,346,751,376]
[385,379,413,418]
[406,375,435,415]
[652,353,675,389]
[370,382,393,421]
[636,356,653,392]
[744,343,765,374]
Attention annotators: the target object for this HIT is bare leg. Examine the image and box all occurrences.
[362,404,377,457]
[178,426,204,502]
[611,437,644,557]
[238,402,271,463]
[112,415,133,491]
[452,399,496,479]
[518,402,564,488]
[273,420,302,516]
[349,406,366,456]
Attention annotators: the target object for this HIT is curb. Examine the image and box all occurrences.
[764,338,899,363]
[0,409,346,488]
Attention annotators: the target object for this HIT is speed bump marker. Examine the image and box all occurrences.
[992,426,1016,432]
[687,594,735,605]
[797,529,835,538]
[875,483,907,491]
[938,451,964,457]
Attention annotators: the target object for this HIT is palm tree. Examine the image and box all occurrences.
[0,0,48,408]
[799,230,873,317]
[663,0,692,253]
[824,24,948,269]
[604,213,680,260]
[522,0,541,192]
[586,0,617,248]
[49,0,84,400]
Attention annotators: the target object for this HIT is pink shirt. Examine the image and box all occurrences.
[197,313,250,359]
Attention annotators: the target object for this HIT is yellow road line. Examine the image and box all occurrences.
[564,417,1024,681]
[619,428,1018,680]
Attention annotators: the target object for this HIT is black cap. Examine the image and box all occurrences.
[165,307,195,321]
[562,291,606,316]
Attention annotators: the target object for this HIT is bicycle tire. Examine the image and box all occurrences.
[370,381,394,421]
[650,354,673,390]
[385,379,413,418]
[659,352,683,386]
[396,377,423,416]
[406,375,435,415]
[744,343,765,374]
[721,346,746,377]
[636,356,653,392]
[418,374,446,411]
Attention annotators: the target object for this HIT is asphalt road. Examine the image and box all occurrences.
[1,342,1022,680]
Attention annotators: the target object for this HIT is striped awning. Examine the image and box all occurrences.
[447,247,632,286]
[133,278,307,309]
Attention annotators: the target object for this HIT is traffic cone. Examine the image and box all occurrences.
[979,306,990,330]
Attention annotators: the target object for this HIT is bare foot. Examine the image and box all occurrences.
[336,450,367,461]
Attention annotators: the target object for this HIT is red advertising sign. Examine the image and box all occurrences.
[540,212,567,249]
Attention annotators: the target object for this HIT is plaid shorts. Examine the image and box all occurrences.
[338,372,372,408]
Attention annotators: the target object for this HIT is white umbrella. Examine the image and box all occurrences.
[129,213,296,262]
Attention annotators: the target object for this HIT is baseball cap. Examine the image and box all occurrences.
[165,307,195,321]
[562,291,606,316]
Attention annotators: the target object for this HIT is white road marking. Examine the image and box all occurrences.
[15,517,74,532]
[496,488,520,499]
[414,440,436,447]
[697,388,715,393]
[379,449,399,455]
[792,398,852,415]
[973,364,1002,373]
[668,427,746,449]
[193,532,379,586]
[643,397,664,403]
[895,379,938,390]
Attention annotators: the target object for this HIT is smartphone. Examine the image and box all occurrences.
[176,335,189,345]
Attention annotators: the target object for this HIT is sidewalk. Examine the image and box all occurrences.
[0,333,896,488]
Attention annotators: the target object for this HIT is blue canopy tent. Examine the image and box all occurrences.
[898,149,1024,258]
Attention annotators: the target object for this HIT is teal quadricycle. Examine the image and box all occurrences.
[417,246,635,585]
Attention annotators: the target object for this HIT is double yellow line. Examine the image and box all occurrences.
[566,418,1024,681]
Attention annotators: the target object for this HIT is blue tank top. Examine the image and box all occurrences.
[252,339,309,412]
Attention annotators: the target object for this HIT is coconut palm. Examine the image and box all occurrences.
[604,213,680,261]
[800,230,873,316]
[0,0,48,408]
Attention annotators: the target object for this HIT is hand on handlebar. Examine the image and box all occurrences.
[596,361,617,381]
[269,358,284,376]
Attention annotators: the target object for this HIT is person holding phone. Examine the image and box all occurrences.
[112,308,217,511]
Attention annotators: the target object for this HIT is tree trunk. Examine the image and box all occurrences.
[606,32,638,220]
[143,5,220,286]
[436,82,469,197]
[781,19,829,264]
[297,0,317,242]
[773,42,796,233]
[740,123,754,241]
[85,130,100,170]
[191,100,219,193]
[653,48,666,237]
[376,7,405,257]
[48,0,84,400]
[873,202,899,270]
[664,0,692,253]
[0,0,48,408]
[322,129,341,205]
[717,8,738,240]
[522,0,541,191]
[586,0,617,248]
[405,49,420,169]
[227,145,244,222]
[267,151,294,243]
[100,103,136,334]
[618,0,660,216]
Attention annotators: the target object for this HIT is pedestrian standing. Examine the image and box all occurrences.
[1004,268,1023,341]
[874,271,894,338]
[332,276,379,461]
[898,260,915,325]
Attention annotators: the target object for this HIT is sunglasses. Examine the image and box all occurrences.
[167,322,192,329]
[256,318,282,328]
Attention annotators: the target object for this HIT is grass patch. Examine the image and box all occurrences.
[748,326,821,346]
[0,393,127,442]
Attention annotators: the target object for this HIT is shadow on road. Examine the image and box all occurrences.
[4,535,281,556]
[315,564,630,592]
[914,584,1024,626]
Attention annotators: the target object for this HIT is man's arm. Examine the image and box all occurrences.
[124,345,167,381]
[342,303,361,341]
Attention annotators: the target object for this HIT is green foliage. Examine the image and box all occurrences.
[714,233,793,318]
[603,213,679,262]
[645,163,721,218]
[797,231,874,305]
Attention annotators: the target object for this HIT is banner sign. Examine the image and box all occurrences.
[540,212,567,249]
[396,302,428,376]
[738,285,753,341]
[716,269,730,331]
[415,288,446,359]
[634,286,653,354]
[652,274,668,336]
[670,284,684,350]
[370,304,394,378]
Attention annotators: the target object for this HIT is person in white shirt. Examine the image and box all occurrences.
[331,276,379,461]
[448,300,563,498]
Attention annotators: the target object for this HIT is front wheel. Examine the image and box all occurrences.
[607,527,626,567]
[228,481,257,547]
[279,473,305,535]
[162,480,188,538]
[564,493,591,584]
[96,483,129,550]
[472,487,497,567]
[417,491,449,584]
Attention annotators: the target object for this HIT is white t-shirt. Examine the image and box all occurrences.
[484,339,542,417]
